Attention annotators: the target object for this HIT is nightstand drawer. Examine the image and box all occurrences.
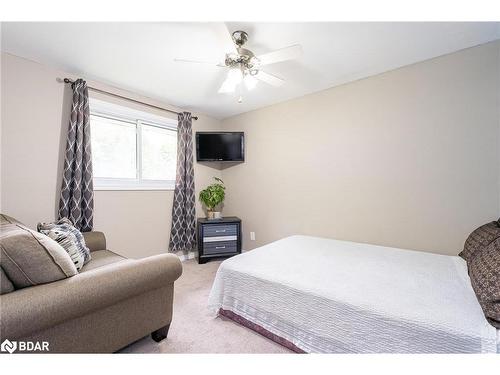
[203,224,238,237]
[203,235,237,243]
[203,241,238,255]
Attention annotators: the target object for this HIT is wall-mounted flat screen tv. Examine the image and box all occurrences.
[196,132,244,162]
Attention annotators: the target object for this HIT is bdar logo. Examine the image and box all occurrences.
[1,339,17,354]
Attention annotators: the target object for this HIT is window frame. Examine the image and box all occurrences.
[90,98,178,191]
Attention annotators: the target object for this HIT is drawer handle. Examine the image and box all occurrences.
[215,246,226,249]
[215,230,226,233]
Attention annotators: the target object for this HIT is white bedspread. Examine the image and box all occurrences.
[208,235,498,353]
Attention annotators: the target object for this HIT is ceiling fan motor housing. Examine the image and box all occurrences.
[232,30,248,47]
[225,32,260,75]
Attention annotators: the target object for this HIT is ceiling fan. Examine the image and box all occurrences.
[174,24,302,102]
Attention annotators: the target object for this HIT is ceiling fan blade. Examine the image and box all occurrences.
[174,58,226,67]
[256,44,303,66]
[255,70,285,87]
[213,22,238,56]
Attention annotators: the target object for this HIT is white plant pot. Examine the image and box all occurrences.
[207,211,222,220]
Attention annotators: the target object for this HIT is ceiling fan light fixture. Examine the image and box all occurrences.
[250,56,260,67]
[243,74,258,90]
[228,68,243,84]
[218,79,236,94]
[218,68,243,94]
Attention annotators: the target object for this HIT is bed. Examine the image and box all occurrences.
[208,235,499,353]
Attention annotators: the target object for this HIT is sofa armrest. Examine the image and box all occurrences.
[0,254,182,339]
[83,231,106,251]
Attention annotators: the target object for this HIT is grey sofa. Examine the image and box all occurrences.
[0,218,183,353]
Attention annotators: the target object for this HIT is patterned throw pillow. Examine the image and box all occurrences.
[459,221,500,262]
[38,218,91,271]
[468,237,500,328]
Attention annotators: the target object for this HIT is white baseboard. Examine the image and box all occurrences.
[178,252,197,262]
[177,250,247,262]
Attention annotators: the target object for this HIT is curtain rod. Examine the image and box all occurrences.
[62,78,198,121]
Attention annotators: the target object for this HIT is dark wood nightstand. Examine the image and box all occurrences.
[197,217,242,264]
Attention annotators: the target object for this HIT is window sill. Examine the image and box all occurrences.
[93,178,175,191]
[93,186,175,191]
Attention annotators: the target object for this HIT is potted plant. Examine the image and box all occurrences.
[199,177,226,220]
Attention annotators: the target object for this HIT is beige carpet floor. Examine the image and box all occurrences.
[119,258,291,353]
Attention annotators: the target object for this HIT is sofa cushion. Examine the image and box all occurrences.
[0,213,24,226]
[1,267,15,294]
[468,237,500,328]
[80,250,126,272]
[0,214,77,288]
[459,221,500,262]
[38,218,91,271]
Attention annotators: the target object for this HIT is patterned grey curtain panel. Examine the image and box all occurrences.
[169,112,196,254]
[58,79,94,232]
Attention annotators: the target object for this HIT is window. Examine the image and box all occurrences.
[90,99,177,190]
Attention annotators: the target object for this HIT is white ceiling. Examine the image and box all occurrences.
[2,22,499,119]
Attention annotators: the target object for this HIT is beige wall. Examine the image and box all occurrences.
[2,41,500,259]
[221,41,500,255]
[0,53,222,258]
